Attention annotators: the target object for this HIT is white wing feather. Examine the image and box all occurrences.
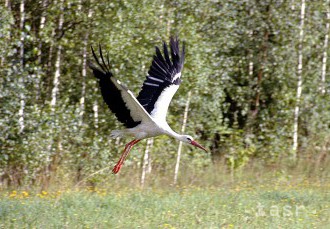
[150,84,180,122]
[111,78,156,125]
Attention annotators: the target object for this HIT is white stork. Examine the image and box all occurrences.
[89,37,207,174]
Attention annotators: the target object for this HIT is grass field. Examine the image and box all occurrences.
[1,164,329,228]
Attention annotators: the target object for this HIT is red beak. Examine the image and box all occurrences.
[191,140,207,152]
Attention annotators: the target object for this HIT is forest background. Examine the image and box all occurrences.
[0,0,329,188]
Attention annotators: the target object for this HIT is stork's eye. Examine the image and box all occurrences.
[187,137,192,142]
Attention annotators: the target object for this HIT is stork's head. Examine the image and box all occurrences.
[181,135,207,152]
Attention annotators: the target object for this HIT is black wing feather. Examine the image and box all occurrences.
[89,46,141,128]
[155,47,168,70]
[137,37,185,114]
[163,42,172,68]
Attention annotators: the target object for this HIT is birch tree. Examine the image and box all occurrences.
[79,1,94,126]
[47,0,65,173]
[2,0,330,186]
[50,0,64,115]
[35,0,48,101]
[141,138,153,187]
[173,91,192,185]
[18,0,25,133]
[321,1,330,94]
[5,0,11,8]
[292,0,306,159]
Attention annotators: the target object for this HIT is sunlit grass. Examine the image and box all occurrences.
[1,175,329,228]
[1,159,329,228]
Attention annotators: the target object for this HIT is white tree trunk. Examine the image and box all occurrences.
[79,2,94,126]
[321,2,330,94]
[50,0,64,114]
[93,89,99,131]
[39,0,47,31]
[35,0,48,101]
[292,0,305,159]
[79,39,87,126]
[50,47,62,113]
[291,0,296,10]
[78,0,82,10]
[18,0,25,134]
[249,55,253,78]
[19,0,25,77]
[47,0,64,157]
[173,91,192,184]
[45,0,64,184]
[141,138,154,187]
[248,7,254,78]
[47,0,58,75]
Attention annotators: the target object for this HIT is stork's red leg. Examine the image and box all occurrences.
[112,139,140,174]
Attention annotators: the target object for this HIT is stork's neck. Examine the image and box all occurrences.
[163,125,185,141]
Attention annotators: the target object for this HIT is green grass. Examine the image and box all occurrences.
[1,159,329,228]
[1,180,329,228]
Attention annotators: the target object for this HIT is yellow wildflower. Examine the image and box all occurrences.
[22,191,29,198]
[9,191,17,198]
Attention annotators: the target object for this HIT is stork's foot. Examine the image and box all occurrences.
[112,163,123,174]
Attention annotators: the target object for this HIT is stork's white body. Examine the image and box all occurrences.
[123,122,175,139]
[110,77,181,140]
[89,37,206,174]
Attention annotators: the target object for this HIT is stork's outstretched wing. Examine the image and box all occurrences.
[137,37,185,121]
[89,45,153,128]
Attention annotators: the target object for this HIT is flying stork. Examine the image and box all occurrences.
[89,37,207,174]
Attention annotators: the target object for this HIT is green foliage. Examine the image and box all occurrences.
[0,0,329,187]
